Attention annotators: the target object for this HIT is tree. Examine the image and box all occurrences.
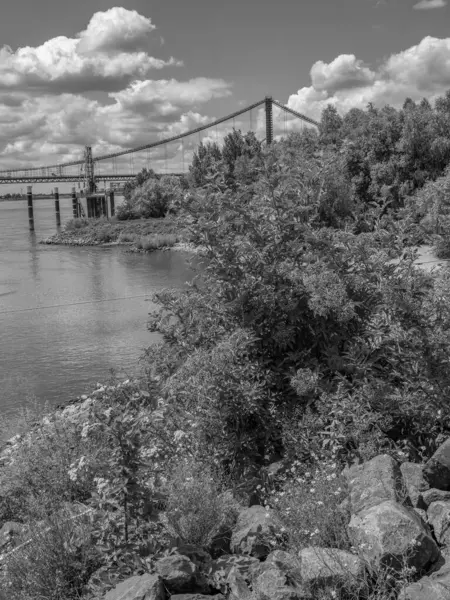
[319,105,344,147]
[123,168,156,201]
[189,142,222,187]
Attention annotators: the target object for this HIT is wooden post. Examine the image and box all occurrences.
[54,187,61,227]
[109,183,115,217]
[71,187,78,218]
[27,185,34,232]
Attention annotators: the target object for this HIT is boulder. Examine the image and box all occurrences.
[401,462,429,508]
[424,439,450,490]
[297,547,363,587]
[253,567,311,600]
[170,596,225,600]
[230,505,283,558]
[348,500,439,570]
[427,501,450,546]
[264,550,302,576]
[423,489,450,508]
[207,555,259,593]
[155,554,196,592]
[0,521,25,550]
[103,574,164,600]
[399,579,450,600]
[344,455,404,514]
[227,566,252,599]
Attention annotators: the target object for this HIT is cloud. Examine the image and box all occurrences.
[110,78,232,115]
[311,55,376,94]
[76,7,156,54]
[413,0,447,9]
[287,35,450,120]
[0,8,181,94]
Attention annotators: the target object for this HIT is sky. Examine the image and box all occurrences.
[1,0,450,184]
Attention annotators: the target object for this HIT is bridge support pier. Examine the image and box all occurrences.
[109,183,115,217]
[54,187,61,227]
[27,185,34,232]
[71,187,78,219]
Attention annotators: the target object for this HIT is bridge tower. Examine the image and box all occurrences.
[84,146,96,193]
[265,96,273,145]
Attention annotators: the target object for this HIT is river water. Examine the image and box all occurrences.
[0,198,193,421]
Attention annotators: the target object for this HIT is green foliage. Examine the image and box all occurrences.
[162,458,240,547]
[119,175,183,220]
[122,168,156,202]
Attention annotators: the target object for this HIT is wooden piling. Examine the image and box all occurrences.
[109,183,115,217]
[27,185,34,232]
[54,187,61,227]
[71,187,78,219]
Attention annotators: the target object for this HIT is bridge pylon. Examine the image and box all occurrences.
[84,146,96,193]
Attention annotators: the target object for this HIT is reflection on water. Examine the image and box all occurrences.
[0,198,194,418]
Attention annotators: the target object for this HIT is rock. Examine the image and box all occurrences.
[297,547,363,587]
[401,462,429,508]
[103,574,164,600]
[155,554,196,592]
[399,579,450,600]
[208,524,233,558]
[170,594,225,600]
[264,550,301,575]
[173,545,212,570]
[423,489,450,508]
[207,555,259,593]
[227,566,252,599]
[424,439,450,490]
[348,500,439,570]
[414,508,428,523]
[0,521,25,550]
[253,567,311,600]
[230,505,283,558]
[345,454,404,514]
[427,501,450,546]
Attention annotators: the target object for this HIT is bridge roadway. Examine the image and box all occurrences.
[0,173,185,184]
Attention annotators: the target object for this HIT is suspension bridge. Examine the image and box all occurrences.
[0,97,319,190]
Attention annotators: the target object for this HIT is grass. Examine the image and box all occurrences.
[135,233,179,251]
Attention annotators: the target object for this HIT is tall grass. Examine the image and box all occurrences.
[135,233,178,251]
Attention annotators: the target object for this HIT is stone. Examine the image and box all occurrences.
[401,462,429,509]
[230,505,283,558]
[253,567,311,600]
[170,594,225,600]
[348,500,439,571]
[424,439,450,490]
[103,574,164,600]
[344,454,404,514]
[414,508,428,523]
[423,489,450,508]
[155,554,196,592]
[264,550,301,575]
[227,566,252,599]
[0,521,25,550]
[207,555,259,593]
[427,501,450,546]
[297,547,363,587]
[399,579,450,600]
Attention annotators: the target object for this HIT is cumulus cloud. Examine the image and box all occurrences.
[310,55,376,94]
[77,7,156,54]
[110,78,232,114]
[0,8,181,94]
[287,35,450,120]
[413,0,447,9]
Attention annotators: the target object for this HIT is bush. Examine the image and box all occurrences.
[135,233,178,251]
[162,458,240,548]
[0,508,99,600]
[268,461,350,552]
[64,218,90,231]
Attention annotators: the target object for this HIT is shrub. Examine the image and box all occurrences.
[268,461,350,552]
[162,458,240,548]
[131,176,183,219]
[135,233,178,251]
[64,218,90,231]
[0,508,99,600]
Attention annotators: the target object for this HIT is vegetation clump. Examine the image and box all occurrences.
[6,90,450,598]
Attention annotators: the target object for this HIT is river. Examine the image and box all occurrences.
[0,198,194,422]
